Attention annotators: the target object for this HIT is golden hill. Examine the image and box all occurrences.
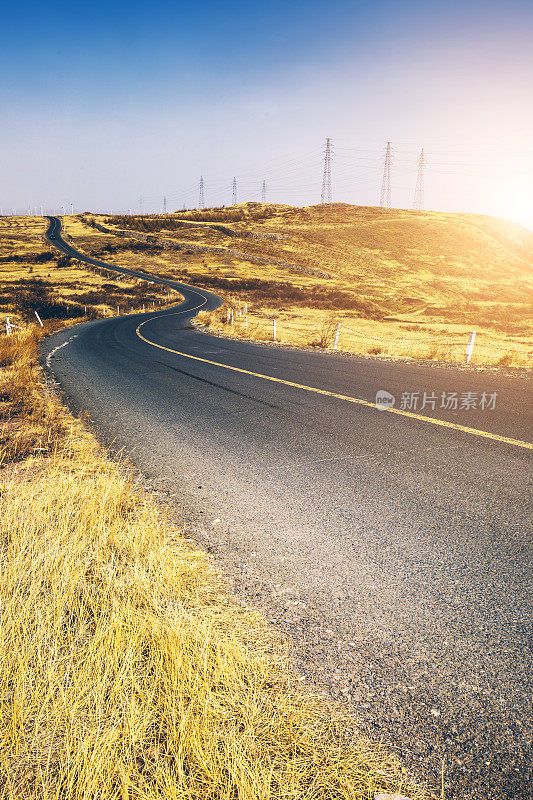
[72,204,533,366]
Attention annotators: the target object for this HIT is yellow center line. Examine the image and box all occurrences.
[135,309,532,451]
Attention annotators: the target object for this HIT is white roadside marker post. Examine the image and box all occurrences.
[117,306,119,315]
[333,323,341,350]
[272,319,276,341]
[6,317,12,336]
[34,311,43,327]
[465,330,476,363]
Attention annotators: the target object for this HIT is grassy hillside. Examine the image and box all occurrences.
[80,203,533,367]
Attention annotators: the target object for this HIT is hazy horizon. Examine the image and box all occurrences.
[2,0,532,228]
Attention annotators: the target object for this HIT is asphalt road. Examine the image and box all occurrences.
[42,217,532,799]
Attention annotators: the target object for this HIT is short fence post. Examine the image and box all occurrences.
[465,330,476,363]
[333,323,341,350]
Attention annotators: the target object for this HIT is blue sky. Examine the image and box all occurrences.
[2,0,533,226]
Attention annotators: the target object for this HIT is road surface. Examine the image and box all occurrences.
[42,217,533,799]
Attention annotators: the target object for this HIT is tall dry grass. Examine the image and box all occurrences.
[0,329,430,799]
[0,327,76,463]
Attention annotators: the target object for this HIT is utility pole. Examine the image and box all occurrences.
[232,177,237,205]
[199,176,205,208]
[163,195,167,214]
[139,195,144,215]
[261,180,267,203]
[413,148,425,211]
[380,141,392,211]
[320,138,332,203]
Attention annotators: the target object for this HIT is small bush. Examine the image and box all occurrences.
[308,318,339,348]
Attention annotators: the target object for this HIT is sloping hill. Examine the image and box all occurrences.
[73,204,533,367]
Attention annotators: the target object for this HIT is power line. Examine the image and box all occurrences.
[413,148,425,210]
[320,138,332,203]
[379,141,392,210]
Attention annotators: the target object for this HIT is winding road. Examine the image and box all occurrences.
[42,217,532,799]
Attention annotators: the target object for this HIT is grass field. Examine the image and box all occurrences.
[73,203,533,368]
[0,302,431,797]
[0,216,178,333]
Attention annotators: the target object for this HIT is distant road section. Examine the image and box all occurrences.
[43,217,532,800]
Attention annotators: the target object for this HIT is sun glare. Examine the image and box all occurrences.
[495,184,533,231]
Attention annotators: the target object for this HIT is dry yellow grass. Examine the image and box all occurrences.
[84,204,533,368]
[0,325,430,797]
[0,216,177,331]
[197,304,531,368]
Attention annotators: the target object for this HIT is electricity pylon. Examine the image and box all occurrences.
[320,138,332,203]
[413,148,425,210]
[199,176,205,208]
[380,142,392,210]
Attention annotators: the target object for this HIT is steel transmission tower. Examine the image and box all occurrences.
[380,142,392,210]
[320,138,332,203]
[413,148,425,210]
[199,176,205,209]
[261,180,266,203]
[163,195,167,214]
[232,177,237,205]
